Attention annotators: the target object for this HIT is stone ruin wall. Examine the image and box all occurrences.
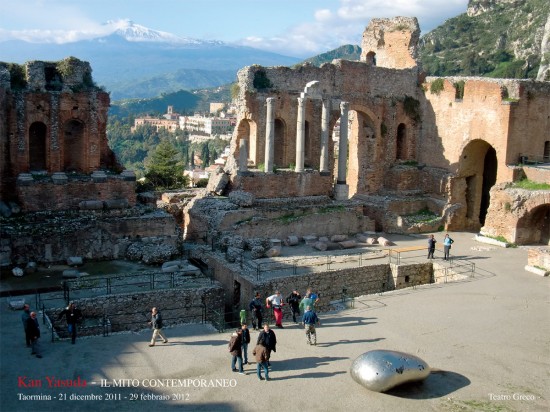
[360,17,420,69]
[49,285,225,335]
[0,58,125,210]
[527,248,550,270]
[481,185,550,244]
[2,211,180,265]
[232,61,421,197]
[205,251,433,312]
[230,170,333,198]
[16,175,136,212]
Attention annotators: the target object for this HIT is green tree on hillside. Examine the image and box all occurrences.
[144,139,188,189]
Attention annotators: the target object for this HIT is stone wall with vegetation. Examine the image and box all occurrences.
[49,283,225,336]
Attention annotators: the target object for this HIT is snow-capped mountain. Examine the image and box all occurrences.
[0,21,299,99]
[109,19,222,46]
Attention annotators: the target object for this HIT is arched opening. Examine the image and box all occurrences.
[347,110,376,196]
[29,122,47,171]
[274,118,286,167]
[236,119,255,166]
[460,140,498,228]
[396,123,407,160]
[516,204,550,245]
[366,51,377,66]
[63,120,85,172]
[479,147,497,225]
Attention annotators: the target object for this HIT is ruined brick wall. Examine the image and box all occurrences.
[481,185,550,245]
[231,170,333,198]
[360,17,420,69]
[0,58,123,207]
[233,61,421,197]
[16,175,136,212]
[522,166,550,184]
[3,210,180,265]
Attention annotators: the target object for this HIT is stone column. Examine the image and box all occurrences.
[337,101,349,184]
[238,139,248,172]
[319,98,330,173]
[264,97,275,173]
[334,101,349,200]
[295,97,305,172]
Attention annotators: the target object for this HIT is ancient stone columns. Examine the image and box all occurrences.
[264,97,275,173]
[320,99,330,173]
[334,101,349,200]
[295,97,305,172]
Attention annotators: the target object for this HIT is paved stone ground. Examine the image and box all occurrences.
[1,232,549,412]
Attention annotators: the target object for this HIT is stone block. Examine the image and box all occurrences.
[104,199,129,209]
[79,200,104,210]
[303,235,318,245]
[331,234,348,242]
[367,237,379,245]
[377,237,394,246]
[9,298,26,310]
[285,236,300,246]
[67,256,84,266]
[313,241,328,251]
[265,246,281,257]
[339,240,357,249]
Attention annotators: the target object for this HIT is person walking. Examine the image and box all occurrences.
[26,312,42,358]
[257,323,277,366]
[57,302,82,344]
[241,323,250,365]
[249,292,263,331]
[253,343,270,381]
[21,304,31,347]
[148,307,168,347]
[302,306,320,345]
[228,329,244,374]
[443,233,454,260]
[266,290,284,328]
[286,290,302,323]
[427,234,437,259]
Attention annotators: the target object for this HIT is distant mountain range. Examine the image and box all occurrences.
[0,20,300,100]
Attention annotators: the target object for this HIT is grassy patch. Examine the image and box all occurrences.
[512,179,550,190]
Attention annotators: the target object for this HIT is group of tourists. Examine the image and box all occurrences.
[226,288,322,380]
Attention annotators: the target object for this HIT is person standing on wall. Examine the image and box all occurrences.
[427,234,437,259]
[443,233,454,261]
[148,307,168,347]
[57,302,82,344]
[249,292,264,331]
[266,290,284,328]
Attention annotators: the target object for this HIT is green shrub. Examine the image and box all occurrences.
[430,78,445,95]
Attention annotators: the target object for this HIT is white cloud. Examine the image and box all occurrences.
[237,0,468,57]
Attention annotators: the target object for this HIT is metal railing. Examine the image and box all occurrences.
[63,270,207,301]
[518,154,550,166]
[242,249,386,281]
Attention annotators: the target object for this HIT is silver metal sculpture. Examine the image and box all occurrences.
[350,349,430,392]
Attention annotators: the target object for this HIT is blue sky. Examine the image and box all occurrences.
[0,0,469,57]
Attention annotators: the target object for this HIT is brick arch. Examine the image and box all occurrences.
[235,118,258,167]
[29,122,47,171]
[516,203,550,245]
[63,119,86,172]
[459,139,497,228]
[347,108,377,196]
